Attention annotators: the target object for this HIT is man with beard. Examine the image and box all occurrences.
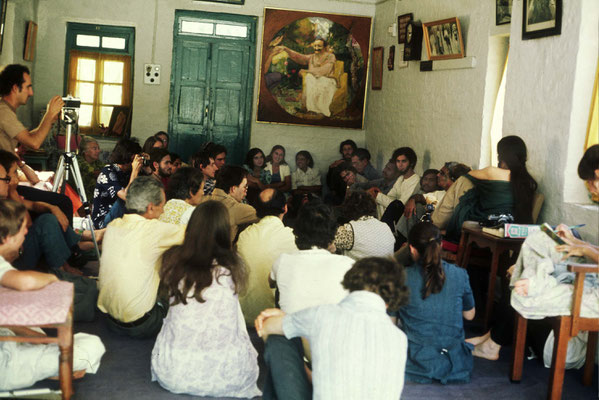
[148,148,173,187]
[368,147,420,232]
[326,139,357,205]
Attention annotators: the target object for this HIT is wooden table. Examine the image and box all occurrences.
[456,222,525,330]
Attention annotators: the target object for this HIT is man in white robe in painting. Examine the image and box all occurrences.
[274,38,338,117]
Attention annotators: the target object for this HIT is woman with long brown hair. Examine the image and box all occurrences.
[445,135,537,240]
[397,222,475,384]
[151,200,260,398]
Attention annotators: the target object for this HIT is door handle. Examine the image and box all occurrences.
[204,105,209,121]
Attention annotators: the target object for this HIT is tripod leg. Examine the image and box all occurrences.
[52,156,66,192]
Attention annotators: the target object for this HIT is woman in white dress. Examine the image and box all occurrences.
[151,200,261,398]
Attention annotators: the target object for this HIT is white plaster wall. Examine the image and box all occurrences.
[0,0,38,127]
[366,0,495,172]
[503,0,598,243]
[28,0,374,174]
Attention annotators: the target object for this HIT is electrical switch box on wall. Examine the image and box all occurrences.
[144,64,161,85]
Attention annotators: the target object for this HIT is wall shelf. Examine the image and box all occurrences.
[420,56,477,71]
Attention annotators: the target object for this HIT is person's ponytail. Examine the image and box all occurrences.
[408,222,446,299]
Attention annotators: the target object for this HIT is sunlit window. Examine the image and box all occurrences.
[66,23,134,135]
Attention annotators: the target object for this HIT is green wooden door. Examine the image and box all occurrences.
[169,12,256,165]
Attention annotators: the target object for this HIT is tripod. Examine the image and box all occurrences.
[52,111,101,260]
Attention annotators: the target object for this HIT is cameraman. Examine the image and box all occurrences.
[0,64,74,224]
[92,138,145,229]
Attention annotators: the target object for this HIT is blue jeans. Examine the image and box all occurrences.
[103,198,125,227]
[16,213,80,271]
[263,335,311,400]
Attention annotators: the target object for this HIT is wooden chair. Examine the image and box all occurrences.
[0,281,75,400]
[510,263,599,400]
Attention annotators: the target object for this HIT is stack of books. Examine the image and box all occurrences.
[482,224,541,238]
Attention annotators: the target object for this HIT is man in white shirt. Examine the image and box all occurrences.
[97,176,185,338]
[256,257,409,400]
[270,201,354,314]
[368,147,420,231]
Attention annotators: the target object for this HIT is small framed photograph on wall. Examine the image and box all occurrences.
[522,0,561,40]
[371,47,383,90]
[422,17,464,61]
[496,0,513,25]
[397,13,413,44]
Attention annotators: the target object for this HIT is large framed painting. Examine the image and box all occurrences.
[257,8,373,129]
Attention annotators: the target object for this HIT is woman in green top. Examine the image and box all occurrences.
[445,135,538,240]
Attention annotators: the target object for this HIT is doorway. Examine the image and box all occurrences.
[169,11,256,164]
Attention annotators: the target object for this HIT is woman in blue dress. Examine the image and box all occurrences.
[398,222,476,384]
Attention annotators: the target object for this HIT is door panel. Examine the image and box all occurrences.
[169,13,256,165]
[171,40,210,160]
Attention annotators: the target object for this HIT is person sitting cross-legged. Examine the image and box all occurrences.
[334,190,395,260]
[237,188,298,324]
[256,257,409,400]
[0,199,106,390]
[97,176,185,338]
[151,200,261,398]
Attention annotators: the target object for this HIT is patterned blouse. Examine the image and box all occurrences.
[92,163,130,229]
[243,164,272,184]
[159,199,194,225]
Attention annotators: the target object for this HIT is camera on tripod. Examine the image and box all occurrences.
[61,95,81,123]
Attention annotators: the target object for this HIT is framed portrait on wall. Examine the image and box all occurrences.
[422,17,464,61]
[397,13,413,44]
[496,0,513,25]
[371,47,383,90]
[0,0,7,53]
[522,0,561,40]
[257,8,373,129]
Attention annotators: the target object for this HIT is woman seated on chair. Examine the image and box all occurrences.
[469,144,599,367]
[151,200,261,398]
[442,135,538,241]
[394,222,475,384]
[159,167,204,225]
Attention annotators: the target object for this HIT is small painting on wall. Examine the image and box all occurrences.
[522,0,561,40]
[422,17,464,61]
[371,47,383,90]
[496,0,513,25]
[257,8,373,129]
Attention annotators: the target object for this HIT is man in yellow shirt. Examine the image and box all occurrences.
[97,176,184,338]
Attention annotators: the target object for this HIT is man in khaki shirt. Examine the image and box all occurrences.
[0,64,63,153]
[97,176,185,338]
[205,165,258,242]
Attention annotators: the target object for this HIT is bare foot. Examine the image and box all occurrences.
[49,369,86,380]
[81,228,105,243]
[466,330,491,346]
[472,337,501,361]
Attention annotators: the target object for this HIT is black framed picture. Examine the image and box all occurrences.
[496,0,513,25]
[0,0,7,53]
[522,0,562,40]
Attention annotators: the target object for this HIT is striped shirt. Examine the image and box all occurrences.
[283,291,407,400]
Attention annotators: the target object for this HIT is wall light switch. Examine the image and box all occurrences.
[144,64,161,85]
